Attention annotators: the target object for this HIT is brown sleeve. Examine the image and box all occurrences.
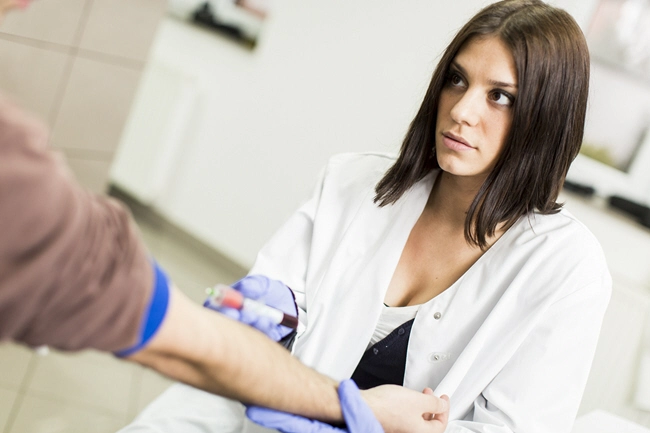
[0,96,153,352]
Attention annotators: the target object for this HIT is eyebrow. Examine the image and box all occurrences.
[451,61,518,89]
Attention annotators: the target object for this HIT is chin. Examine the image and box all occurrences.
[437,158,485,180]
[436,150,463,174]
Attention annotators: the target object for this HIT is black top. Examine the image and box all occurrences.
[350,318,414,389]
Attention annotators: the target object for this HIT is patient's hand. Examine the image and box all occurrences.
[361,385,449,433]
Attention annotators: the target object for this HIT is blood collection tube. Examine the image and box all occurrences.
[205,284,299,329]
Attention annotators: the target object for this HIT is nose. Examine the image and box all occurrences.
[449,89,481,127]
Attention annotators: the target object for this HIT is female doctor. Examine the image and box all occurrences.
[122,0,611,432]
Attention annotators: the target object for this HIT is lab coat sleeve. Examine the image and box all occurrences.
[447,276,612,433]
[249,165,328,329]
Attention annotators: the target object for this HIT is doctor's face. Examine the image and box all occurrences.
[435,35,517,183]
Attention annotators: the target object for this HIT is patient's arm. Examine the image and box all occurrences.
[127,285,342,422]
[125,286,448,431]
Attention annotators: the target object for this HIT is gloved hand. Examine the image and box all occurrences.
[246,379,383,433]
[204,275,298,342]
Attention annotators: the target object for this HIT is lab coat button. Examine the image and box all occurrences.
[428,352,451,362]
[434,312,442,320]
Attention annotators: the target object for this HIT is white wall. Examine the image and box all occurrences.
[111,0,596,268]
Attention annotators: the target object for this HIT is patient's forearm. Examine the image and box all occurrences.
[127,285,343,422]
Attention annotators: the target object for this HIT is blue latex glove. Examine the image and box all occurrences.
[246,379,383,433]
[204,275,298,341]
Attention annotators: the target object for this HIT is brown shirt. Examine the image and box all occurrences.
[0,96,153,352]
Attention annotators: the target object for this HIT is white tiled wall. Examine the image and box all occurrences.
[0,0,87,46]
[50,56,144,152]
[79,0,165,62]
[0,0,166,193]
[0,38,69,121]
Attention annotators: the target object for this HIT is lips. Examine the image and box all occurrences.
[441,131,474,151]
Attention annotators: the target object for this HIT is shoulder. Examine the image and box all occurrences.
[513,209,611,296]
[306,152,398,221]
[325,151,396,173]
[526,208,604,253]
[321,151,396,189]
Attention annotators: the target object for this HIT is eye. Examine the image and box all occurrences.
[446,71,466,88]
[489,90,515,107]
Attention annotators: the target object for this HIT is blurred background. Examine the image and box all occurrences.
[1,0,650,431]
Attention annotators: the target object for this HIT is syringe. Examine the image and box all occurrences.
[205,284,299,329]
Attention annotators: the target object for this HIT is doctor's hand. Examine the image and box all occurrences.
[247,379,383,433]
[246,380,449,433]
[204,275,297,342]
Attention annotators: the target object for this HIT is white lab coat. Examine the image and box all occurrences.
[122,152,611,433]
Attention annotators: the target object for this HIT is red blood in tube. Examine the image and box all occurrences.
[220,288,245,309]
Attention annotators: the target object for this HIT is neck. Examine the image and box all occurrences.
[427,171,484,224]
[426,170,508,248]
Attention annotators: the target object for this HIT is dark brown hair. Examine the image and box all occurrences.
[374,0,590,249]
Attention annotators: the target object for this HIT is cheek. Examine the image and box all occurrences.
[489,116,512,156]
[436,92,454,123]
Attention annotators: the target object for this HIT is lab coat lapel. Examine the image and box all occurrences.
[297,171,436,379]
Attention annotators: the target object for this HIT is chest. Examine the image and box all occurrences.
[384,215,486,307]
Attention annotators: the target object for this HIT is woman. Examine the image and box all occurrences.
[123,0,611,432]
